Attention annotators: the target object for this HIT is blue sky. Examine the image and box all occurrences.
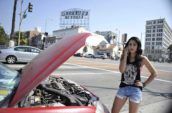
[0,0,172,41]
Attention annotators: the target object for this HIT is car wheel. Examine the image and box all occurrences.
[6,56,17,64]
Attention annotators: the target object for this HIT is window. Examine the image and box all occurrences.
[157,33,162,36]
[146,34,151,37]
[157,29,163,32]
[156,38,162,41]
[158,20,163,23]
[153,21,156,24]
[157,25,163,28]
[146,26,152,29]
[146,30,151,33]
[146,21,152,25]
[14,47,27,52]
[30,48,40,53]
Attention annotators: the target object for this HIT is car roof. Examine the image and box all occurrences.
[9,33,91,107]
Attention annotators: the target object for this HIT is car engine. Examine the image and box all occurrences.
[19,76,98,107]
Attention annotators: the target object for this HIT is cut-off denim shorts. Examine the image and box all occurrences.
[116,86,142,103]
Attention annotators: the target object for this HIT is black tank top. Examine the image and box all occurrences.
[119,61,141,89]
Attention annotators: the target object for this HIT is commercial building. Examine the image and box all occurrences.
[59,8,89,30]
[144,18,172,61]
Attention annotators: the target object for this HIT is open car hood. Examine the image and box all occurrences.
[9,33,91,107]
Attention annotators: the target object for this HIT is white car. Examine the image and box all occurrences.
[93,53,107,59]
[0,46,41,64]
[83,53,94,58]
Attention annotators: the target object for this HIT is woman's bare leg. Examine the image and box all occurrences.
[129,101,140,113]
[111,97,127,113]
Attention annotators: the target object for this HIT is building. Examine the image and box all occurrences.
[95,31,117,44]
[53,27,111,56]
[60,8,89,30]
[144,18,172,61]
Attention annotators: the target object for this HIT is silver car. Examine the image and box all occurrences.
[0,46,41,64]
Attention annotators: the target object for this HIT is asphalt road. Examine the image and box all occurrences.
[5,57,172,113]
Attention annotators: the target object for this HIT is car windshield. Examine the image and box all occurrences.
[0,63,20,102]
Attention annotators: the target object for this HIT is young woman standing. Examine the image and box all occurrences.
[111,37,157,113]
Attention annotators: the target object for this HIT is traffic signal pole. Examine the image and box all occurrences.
[18,1,33,45]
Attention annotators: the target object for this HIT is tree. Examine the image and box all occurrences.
[14,31,28,45]
[167,44,172,62]
[83,46,88,53]
[0,26,9,44]
[168,44,172,51]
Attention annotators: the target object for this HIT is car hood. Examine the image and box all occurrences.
[9,33,91,107]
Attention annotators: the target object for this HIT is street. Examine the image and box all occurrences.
[5,56,172,113]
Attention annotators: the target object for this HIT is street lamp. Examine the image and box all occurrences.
[115,28,120,46]
[44,18,56,33]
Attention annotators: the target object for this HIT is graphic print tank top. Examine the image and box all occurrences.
[120,61,141,88]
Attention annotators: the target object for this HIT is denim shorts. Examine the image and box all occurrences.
[116,86,142,103]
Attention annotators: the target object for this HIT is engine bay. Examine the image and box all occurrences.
[19,76,98,107]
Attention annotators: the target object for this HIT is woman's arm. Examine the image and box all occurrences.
[142,56,157,87]
[119,47,128,73]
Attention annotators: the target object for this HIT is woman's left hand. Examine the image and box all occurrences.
[135,81,143,87]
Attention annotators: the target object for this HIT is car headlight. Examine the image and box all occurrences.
[93,101,110,113]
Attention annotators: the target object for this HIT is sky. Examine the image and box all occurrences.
[0,0,172,45]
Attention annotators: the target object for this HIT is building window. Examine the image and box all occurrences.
[158,20,163,23]
[146,30,151,33]
[146,26,152,29]
[156,38,162,41]
[146,34,151,37]
[157,25,163,28]
[157,29,163,32]
[153,21,156,24]
[146,21,152,25]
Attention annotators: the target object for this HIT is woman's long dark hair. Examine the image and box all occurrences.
[124,37,143,67]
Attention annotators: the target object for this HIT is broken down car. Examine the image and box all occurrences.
[0,33,109,113]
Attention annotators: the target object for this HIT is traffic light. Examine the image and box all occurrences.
[28,2,33,12]
[122,33,127,43]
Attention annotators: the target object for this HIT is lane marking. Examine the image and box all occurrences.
[71,59,172,72]
[66,63,172,84]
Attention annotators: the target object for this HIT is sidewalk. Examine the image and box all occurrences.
[121,99,172,113]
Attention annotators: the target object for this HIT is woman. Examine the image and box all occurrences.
[111,37,157,113]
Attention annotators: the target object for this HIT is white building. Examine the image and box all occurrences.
[144,18,172,61]
[53,27,108,56]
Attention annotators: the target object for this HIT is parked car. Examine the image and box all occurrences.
[93,53,107,59]
[0,33,109,113]
[0,46,41,64]
[83,53,94,58]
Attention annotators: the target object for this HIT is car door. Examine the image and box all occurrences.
[14,47,30,62]
[15,47,33,62]
[28,47,40,60]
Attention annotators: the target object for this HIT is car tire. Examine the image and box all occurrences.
[6,56,17,64]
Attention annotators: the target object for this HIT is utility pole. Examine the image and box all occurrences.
[10,0,18,40]
[18,0,23,45]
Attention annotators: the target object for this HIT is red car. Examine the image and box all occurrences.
[0,33,109,113]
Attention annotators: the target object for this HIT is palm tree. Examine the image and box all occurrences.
[167,44,172,62]
[168,44,172,51]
